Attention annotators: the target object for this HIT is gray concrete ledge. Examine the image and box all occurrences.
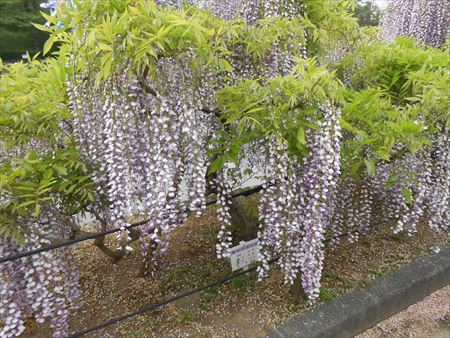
[268,246,450,338]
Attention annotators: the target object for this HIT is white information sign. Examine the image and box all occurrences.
[229,239,260,271]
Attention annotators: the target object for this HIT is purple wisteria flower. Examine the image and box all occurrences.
[40,0,60,10]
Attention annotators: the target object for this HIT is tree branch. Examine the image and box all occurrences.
[138,65,222,118]
[45,203,81,237]
[137,65,158,97]
[87,206,142,262]
[94,235,127,261]
[88,206,108,230]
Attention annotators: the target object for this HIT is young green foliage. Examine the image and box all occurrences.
[0,58,94,240]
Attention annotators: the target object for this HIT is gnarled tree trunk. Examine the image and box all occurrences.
[229,196,259,242]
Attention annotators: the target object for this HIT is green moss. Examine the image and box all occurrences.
[232,276,246,297]
[177,310,196,324]
[200,286,220,309]
[319,286,338,302]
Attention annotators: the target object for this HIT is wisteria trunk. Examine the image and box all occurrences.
[228,197,259,242]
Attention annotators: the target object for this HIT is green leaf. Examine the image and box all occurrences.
[364,158,376,176]
[401,187,413,206]
[34,204,41,217]
[340,119,359,133]
[384,174,398,188]
[31,23,53,33]
[16,200,36,209]
[373,149,391,161]
[110,0,127,12]
[208,156,227,174]
[297,127,306,145]
[44,35,56,55]
[299,120,320,131]
[351,160,362,176]
[218,59,233,73]
[98,43,113,51]
[53,164,67,176]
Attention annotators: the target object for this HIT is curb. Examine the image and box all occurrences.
[267,246,450,338]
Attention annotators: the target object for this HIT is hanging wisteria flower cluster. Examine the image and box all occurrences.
[0,212,81,338]
[333,133,449,243]
[374,135,450,235]
[255,106,342,302]
[66,63,215,260]
[381,0,450,48]
[212,168,234,258]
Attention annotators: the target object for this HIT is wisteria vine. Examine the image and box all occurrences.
[381,0,450,48]
[1,0,449,337]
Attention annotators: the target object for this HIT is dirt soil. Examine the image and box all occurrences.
[21,201,450,338]
[358,285,450,338]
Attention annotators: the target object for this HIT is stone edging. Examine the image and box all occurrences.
[267,246,450,338]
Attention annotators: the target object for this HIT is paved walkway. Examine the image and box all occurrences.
[357,285,450,338]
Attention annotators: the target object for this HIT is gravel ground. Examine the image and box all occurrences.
[20,199,450,338]
[357,285,450,338]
